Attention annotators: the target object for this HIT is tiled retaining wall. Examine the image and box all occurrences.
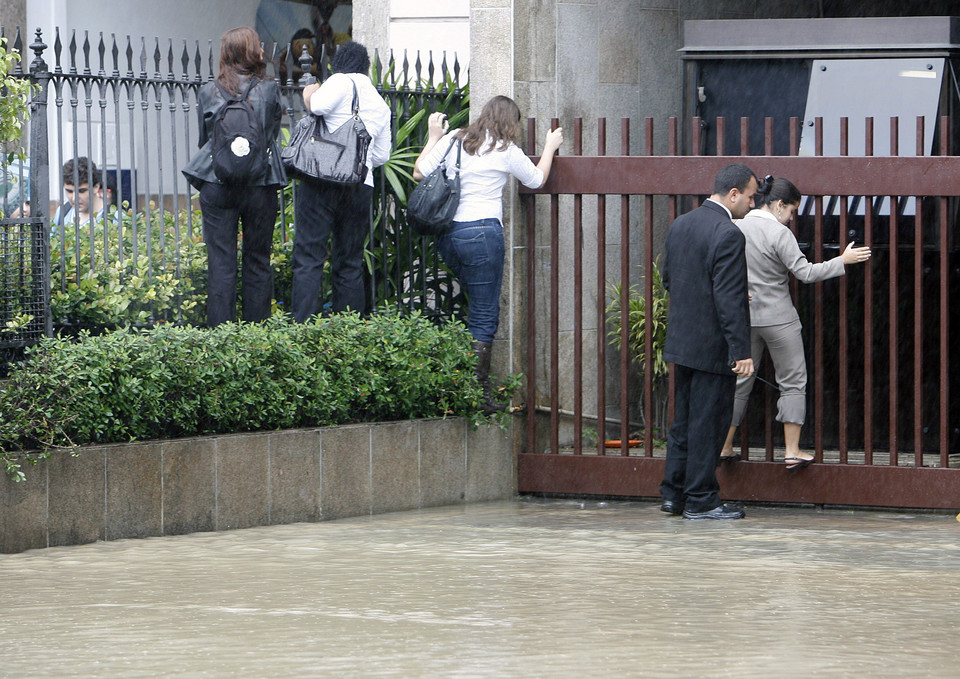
[0,418,515,554]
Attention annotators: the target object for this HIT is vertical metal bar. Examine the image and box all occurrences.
[667,116,680,429]
[526,117,537,455]
[96,34,109,266]
[550,117,561,456]
[814,117,824,460]
[889,117,899,466]
[789,118,800,320]
[764,116,774,460]
[28,29,52,337]
[619,118,630,456]
[838,117,849,463]
[573,118,583,455]
[692,116,702,169]
[668,116,678,218]
[643,118,654,457]
[141,78,154,280]
[864,117,875,464]
[938,116,950,469]
[914,116,924,466]
[596,118,607,456]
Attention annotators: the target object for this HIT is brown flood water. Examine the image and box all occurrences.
[1,498,958,678]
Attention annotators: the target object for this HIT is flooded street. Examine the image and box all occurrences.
[1,498,958,678]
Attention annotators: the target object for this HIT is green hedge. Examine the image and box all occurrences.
[1,311,513,481]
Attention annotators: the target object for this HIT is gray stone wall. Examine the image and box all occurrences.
[0,0,26,34]
[351,0,390,61]
[1,418,516,554]
[482,0,839,446]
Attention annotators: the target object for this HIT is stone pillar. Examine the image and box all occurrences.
[504,1,689,448]
[0,0,27,35]
[351,0,390,61]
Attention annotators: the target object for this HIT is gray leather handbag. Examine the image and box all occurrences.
[281,80,371,184]
[408,138,462,236]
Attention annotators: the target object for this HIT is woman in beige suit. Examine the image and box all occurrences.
[719,176,872,469]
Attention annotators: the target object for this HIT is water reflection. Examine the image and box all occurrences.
[1,499,958,677]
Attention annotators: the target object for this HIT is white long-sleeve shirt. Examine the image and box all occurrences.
[417,132,544,223]
[307,72,392,188]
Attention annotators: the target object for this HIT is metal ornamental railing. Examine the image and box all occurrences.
[0,25,467,363]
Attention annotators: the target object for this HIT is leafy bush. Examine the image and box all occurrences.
[50,206,208,327]
[0,310,515,481]
[0,36,33,166]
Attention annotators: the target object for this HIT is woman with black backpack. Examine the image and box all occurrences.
[182,26,286,327]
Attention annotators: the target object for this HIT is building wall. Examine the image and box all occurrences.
[1,0,27,37]
[26,0,260,46]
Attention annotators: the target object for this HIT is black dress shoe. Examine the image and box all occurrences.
[682,503,745,520]
[660,500,684,515]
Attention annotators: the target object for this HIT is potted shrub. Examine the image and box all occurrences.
[605,258,669,435]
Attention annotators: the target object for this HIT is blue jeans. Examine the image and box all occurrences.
[437,218,504,343]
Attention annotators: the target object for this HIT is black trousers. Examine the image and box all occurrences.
[291,178,372,321]
[660,364,736,513]
[199,183,278,327]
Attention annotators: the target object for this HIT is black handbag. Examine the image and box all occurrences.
[281,80,371,184]
[408,138,462,236]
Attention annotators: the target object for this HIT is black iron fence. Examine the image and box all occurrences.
[0,25,467,361]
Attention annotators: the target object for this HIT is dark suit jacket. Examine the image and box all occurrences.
[181,76,287,190]
[663,200,751,375]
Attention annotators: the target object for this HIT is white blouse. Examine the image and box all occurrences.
[417,132,544,223]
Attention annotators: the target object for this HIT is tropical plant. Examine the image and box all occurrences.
[368,71,470,320]
[606,258,669,380]
[606,258,669,430]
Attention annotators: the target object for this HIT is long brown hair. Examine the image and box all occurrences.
[217,27,266,95]
[456,95,522,155]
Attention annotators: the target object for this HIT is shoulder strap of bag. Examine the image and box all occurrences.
[437,136,460,169]
[215,79,256,103]
[349,80,360,118]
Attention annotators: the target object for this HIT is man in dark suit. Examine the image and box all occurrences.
[660,164,757,520]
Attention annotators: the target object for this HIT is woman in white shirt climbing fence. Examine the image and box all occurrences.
[413,96,563,414]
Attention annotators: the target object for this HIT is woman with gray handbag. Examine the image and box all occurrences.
[290,41,392,321]
[413,96,563,413]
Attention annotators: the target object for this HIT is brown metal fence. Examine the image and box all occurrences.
[517,115,960,510]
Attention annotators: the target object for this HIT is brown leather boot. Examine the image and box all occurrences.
[473,340,505,415]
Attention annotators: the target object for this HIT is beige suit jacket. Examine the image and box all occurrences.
[736,209,845,327]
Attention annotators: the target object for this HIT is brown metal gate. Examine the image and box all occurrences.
[517,115,960,510]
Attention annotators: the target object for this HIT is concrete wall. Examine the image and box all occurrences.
[1,0,26,36]
[0,417,515,554]
[475,0,838,446]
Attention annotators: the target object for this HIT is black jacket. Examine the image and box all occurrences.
[662,200,752,375]
[182,76,286,190]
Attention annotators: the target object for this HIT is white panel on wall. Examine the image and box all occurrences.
[392,0,469,19]
[389,0,469,79]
